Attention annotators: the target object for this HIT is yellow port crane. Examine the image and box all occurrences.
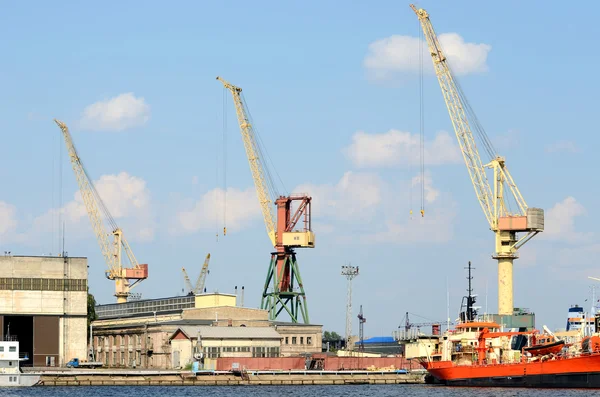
[54,119,148,303]
[182,253,211,295]
[217,76,314,323]
[410,5,544,316]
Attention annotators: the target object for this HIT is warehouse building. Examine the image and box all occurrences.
[0,255,88,366]
[92,292,322,369]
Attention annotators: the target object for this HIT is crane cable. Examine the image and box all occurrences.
[419,22,425,217]
[241,93,287,199]
[222,87,228,237]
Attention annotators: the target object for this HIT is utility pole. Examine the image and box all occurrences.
[341,265,359,351]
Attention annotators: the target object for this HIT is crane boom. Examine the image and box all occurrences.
[54,119,148,303]
[410,5,543,316]
[410,4,527,228]
[216,76,277,247]
[194,253,211,293]
[182,267,194,293]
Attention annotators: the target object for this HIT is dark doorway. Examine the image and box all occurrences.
[3,315,33,366]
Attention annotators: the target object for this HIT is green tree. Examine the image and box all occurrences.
[323,330,341,342]
[87,289,97,338]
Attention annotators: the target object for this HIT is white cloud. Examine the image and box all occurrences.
[411,172,439,204]
[293,170,455,244]
[364,33,491,80]
[545,141,580,154]
[543,197,592,243]
[80,93,150,132]
[28,172,154,244]
[363,203,456,244]
[343,129,461,168]
[175,187,261,234]
[0,201,18,236]
[294,171,383,222]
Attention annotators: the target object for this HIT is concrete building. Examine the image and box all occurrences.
[274,322,322,357]
[92,292,322,369]
[169,326,281,368]
[0,255,88,367]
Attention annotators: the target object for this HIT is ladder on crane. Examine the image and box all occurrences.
[182,253,211,295]
[54,119,148,303]
[217,76,315,323]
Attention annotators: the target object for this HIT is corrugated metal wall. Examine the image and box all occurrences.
[33,316,59,366]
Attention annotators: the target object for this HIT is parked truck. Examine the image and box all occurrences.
[66,358,103,369]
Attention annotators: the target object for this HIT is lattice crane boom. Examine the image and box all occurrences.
[216,76,277,247]
[182,268,194,293]
[194,253,211,293]
[410,5,544,316]
[54,119,147,303]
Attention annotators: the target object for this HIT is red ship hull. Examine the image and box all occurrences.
[422,353,600,388]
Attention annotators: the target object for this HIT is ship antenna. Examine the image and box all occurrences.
[464,261,476,322]
[446,277,450,330]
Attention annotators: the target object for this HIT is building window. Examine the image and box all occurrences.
[8,361,12,366]
[285,337,289,345]
[292,337,297,345]
[9,346,16,352]
[307,337,312,345]
[300,337,304,344]
[0,346,4,352]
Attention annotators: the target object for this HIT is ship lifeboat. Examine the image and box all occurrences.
[523,335,565,356]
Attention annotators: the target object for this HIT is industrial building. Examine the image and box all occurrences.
[91,292,322,369]
[0,255,88,367]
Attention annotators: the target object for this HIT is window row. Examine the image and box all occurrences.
[284,336,313,345]
[0,346,16,352]
[0,278,87,291]
[199,346,279,358]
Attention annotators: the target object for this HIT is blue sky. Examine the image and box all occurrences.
[1,1,599,336]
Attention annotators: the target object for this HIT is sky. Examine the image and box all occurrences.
[1,1,599,337]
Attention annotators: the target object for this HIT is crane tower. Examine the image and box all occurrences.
[217,77,315,323]
[410,5,544,316]
[54,120,148,303]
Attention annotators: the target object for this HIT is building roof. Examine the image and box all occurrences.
[355,336,396,344]
[271,321,323,327]
[170,326,281,340]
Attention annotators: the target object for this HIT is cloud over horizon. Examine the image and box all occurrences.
[80,93,150,132]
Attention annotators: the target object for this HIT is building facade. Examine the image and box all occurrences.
[92,293,322,369]
[0,255,88,367]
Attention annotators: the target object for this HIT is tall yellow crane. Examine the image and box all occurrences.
[182,253,211,295]
[217,76,315,323]
[54,119,148,303]
[410,5,544,316]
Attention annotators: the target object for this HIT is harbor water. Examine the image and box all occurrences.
[0,385,593,397]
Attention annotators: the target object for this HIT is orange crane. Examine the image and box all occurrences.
[54,120,148,303]
[217,77,315,323]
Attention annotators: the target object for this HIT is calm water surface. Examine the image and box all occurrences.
[0,385,598,397]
